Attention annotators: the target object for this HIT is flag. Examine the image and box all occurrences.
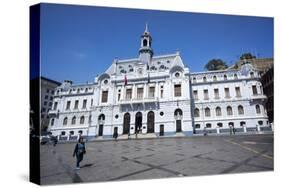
[124,75,128,85]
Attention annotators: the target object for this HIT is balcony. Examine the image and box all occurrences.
[250,94,267,101]
[119,97,159,105]
[48,109,58,115]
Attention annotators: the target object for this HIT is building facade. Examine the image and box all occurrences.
[48,26,270,140]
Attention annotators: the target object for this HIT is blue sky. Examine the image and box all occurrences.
[39,3,273,84]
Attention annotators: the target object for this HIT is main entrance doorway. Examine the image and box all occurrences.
[135,112,142,134]
[160,124,164,136]
[98,125,103,136]
[174,109,183,132]
[98,114,105,136]
[147,111,155,133]
[123,113,130,134]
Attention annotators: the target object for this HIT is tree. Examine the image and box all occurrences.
[240,53,256,60]
[204,59,228,71]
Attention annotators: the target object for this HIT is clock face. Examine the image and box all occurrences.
[138,68,143,75]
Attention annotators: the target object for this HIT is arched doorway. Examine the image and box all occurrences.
[147,111,155,133]
[135,112,142,134]
[98,114,105,136]
[123,113,130,134]
[174,109,183,132]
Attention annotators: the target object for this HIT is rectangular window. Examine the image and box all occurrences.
[66,101,71,110]
[74,100,79,109]
[252,85,258,95]
[214,89,219,99]
[82,99,87,109]
[203,89,209,100]
[174,84,181,97]
[102,90,108,103]
[160,89,164,98]
[149,86,155,98]
[46,89,49,93]
[53,102,58,110]
[137,88,143,99]
[48,102,52,106]
[193,90,198,100]
[225,88,230,98]
[126,88,132,100]
[44,95,48,99]
[235,87,241,97]
[44,101,47,106]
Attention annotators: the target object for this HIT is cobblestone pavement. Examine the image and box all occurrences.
[40,134,273,185]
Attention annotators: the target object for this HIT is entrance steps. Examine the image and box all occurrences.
[118,133,157,140]
[174,132,185,137]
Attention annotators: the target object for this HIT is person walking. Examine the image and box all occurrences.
[51,135,58,146]
[73,137,86,170]
[113,130,118,141]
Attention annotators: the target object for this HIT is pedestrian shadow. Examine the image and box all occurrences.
[81,163,94,168]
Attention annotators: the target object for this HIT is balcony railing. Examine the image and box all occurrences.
[250,94,267,100]
[119,97,159,104]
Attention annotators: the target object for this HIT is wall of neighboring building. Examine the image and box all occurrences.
[260,66,274,123]
[40,77,60,133]
[190,69,268,133]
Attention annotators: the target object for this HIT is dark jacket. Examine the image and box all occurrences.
[73,142,86,157]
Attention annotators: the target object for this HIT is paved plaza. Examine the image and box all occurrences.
[40,134,273,185]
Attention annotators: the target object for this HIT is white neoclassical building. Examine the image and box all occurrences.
[48,25,269,140]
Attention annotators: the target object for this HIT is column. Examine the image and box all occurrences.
[155,82,159,98]
[216,127,220,134]
[243,126,247,133]
[144,83,147,99]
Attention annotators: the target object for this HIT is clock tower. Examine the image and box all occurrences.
[139,24,153,65]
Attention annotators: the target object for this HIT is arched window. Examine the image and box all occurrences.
[250,72,254,78]
[217,123,223,127]
[258,120,263,125]
[195,124,200,128]
[61,131,65,135]
[216,107,222,116]
[63,117,68,125]
[224,74,227,80]
[193,77,197,83]
[70,131,74,135]
[206,123,211,128]
[203,76,207,82]
[71,116,76,125]
[194,108,200,117]
[234,74,238,79]
[78,130,83,135]
[240,121,246,127]
[174,108,183,117]
[213,75,217,81]
[238,105,244,115]
[227,106,233,115]
[80,116,85,124]
[256,105,261,114]
[98,114,105,121]
[51,118,55,126]
[205,107,211,117]
[143,39,148,47]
